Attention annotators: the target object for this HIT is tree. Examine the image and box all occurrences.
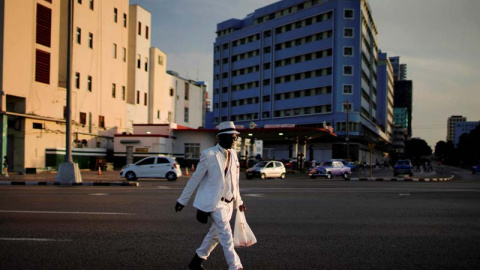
[456,125,480,167]
[405,138,432,161]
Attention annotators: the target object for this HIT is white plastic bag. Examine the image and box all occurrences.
[233,209,257,248]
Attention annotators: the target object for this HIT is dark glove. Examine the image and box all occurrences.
[175,202,185,212]
[196,209,210,224]
[239,204,247,212]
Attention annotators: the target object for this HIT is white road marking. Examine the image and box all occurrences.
[157,186,171,189]
[0,238,72,242]
[0,210,131,215]
[89,193,108,196]
[244,194,265,197]
[399,193,411,196]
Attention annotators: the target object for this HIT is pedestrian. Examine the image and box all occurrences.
[3,156,9,177]
[175,121,246,270]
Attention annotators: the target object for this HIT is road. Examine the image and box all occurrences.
[0,166,479,269]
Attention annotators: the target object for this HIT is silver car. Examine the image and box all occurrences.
[246,161,286,180]
[120,156,182,181]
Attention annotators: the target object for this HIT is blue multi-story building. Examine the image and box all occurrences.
[209,0,392,162]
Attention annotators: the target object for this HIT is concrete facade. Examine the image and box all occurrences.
[446,115,466,143]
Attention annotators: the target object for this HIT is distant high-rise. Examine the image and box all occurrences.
[447,115,466,142]
[393,80,413,136]
[389,56,407,81]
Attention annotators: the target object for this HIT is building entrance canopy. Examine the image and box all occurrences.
[235,126,337,142]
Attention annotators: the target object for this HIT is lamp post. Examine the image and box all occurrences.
[55,0,82,184]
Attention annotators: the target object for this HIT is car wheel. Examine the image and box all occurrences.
[279,173,286,179]
[326,173,332,179]
[246,175,253,180]
[166,172,177,181]
[260,173,266,180]
[125,171,137,181]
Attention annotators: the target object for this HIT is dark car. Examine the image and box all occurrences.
[394,160,413,177]
[473,163,480,174]
[308,161,351,179]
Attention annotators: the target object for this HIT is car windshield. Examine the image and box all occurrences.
[397,161,410,165]
[320,162,332,166]
[253,161,269,168]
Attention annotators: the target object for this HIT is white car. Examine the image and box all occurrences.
[246,161,286,180]
[120,156,182,181]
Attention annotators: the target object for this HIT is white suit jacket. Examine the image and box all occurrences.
[177,144,243,212]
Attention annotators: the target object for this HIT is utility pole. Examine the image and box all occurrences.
[55,0,82,184]
[346,100,350,161]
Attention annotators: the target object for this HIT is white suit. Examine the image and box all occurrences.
[177,144,243,270]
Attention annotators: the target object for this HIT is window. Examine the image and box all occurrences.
[79,112,86,125]
[145,26,149,39]
[88,76,92,91]
[169,88,174,97]
[98,115,105,128]
[137,54,141,69]
[343,84,353,94]
[137,157,155,166]
[144,57,148,71]
[144,93,147,106]
[344,9,354,19]
[36,4,51,47]
[76,27,81,44]
[88,33,93,48]
[158,55,164,65]
[77,0,82,4]
[89,0,94,10]
[113,43,117,58]
[157,110,160,119]
[185,83,189,100]
[123,13,127,28]
[113,8,118,23]
[344,28,354,38]
[35,49,50,84]
[138,22,142,35]
[136,91,140,104]
[123,47,126,62]
[75,72,80,88]
[343,46,353,56]
[184,107,189,122]
[63,106,67,119]
[122,86,126,100]
[343,65,353,75]
[184,143,200,159]
[112,83,116,98]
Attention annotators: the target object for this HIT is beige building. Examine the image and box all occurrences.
[447,115,466,142]
[126,5,151,133]
[0,1,208,172]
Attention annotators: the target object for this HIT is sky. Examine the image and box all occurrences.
[131,0,480,148]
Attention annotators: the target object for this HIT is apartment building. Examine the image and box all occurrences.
[446,115,466,143]
[0,1,208,171]
[209,0,391,161]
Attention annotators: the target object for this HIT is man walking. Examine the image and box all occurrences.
[175,121,246,270]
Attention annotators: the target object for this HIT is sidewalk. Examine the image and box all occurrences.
[0,170,138,186]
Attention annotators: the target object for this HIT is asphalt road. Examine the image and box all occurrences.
[0,166,479,269]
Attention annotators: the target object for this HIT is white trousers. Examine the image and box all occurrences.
[196,201,242,270]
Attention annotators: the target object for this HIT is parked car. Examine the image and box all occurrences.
[393,160,413,177]
[120,156,182,181]
[473,163,480,174]
[308,161,351,179]
[246,161,286,180]
[333,159,356,171]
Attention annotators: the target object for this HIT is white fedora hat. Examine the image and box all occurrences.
[216,121,240,136]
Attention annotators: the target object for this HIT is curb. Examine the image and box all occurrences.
[346,175,454,182]
[0,181,139,186]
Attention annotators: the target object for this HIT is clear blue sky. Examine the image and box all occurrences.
[131,0,480,148]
